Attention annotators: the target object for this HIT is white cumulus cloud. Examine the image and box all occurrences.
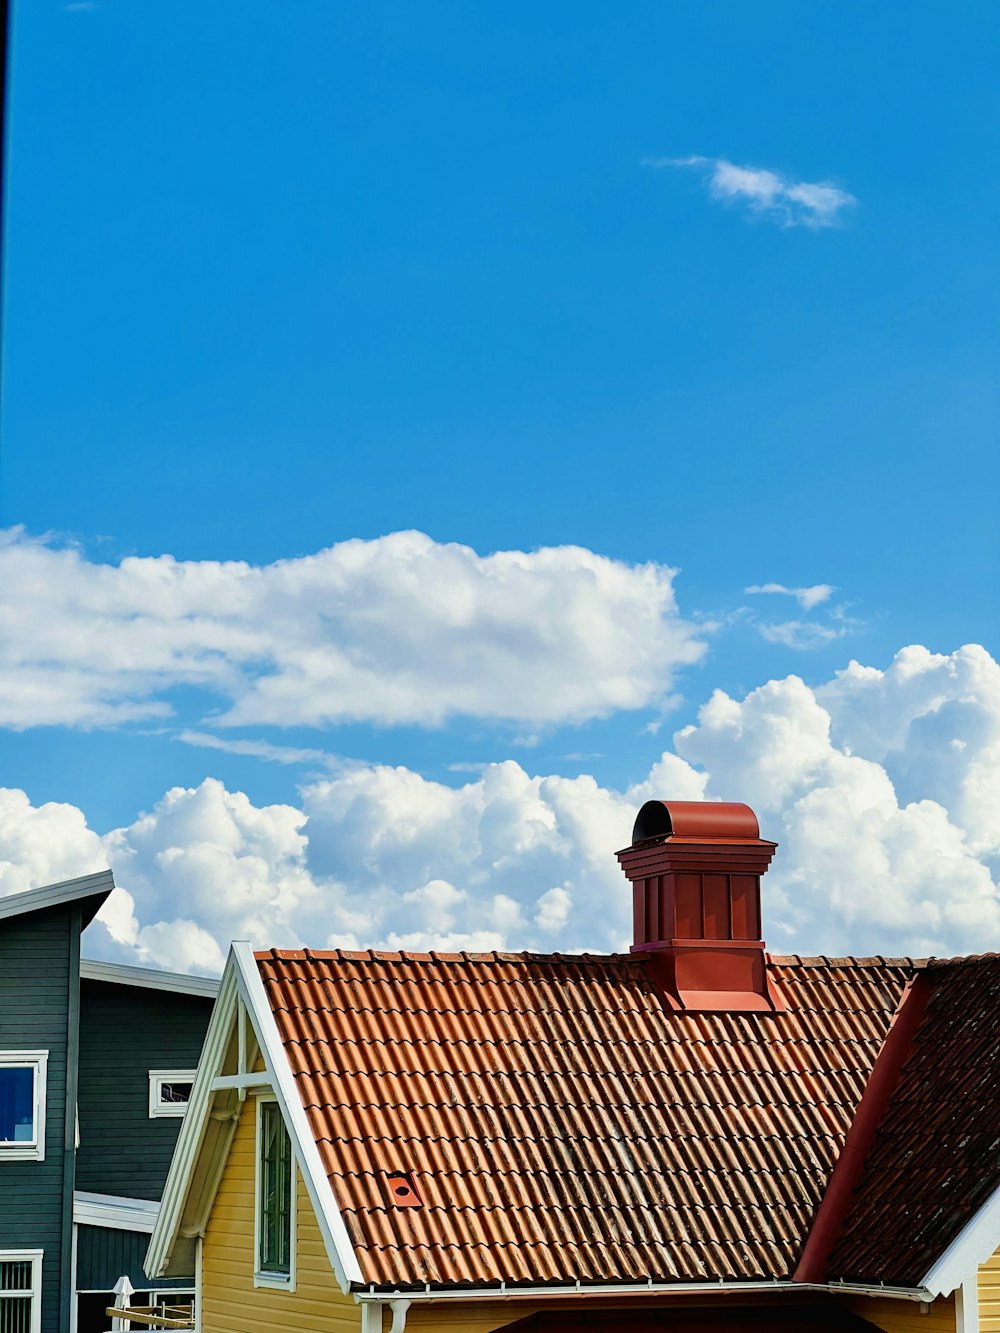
[0,645,996,969]
[743,582,849,649]
[647,155,856,228]
[756,619,847,650]
[745,582,835,611]
[0,528,704,732]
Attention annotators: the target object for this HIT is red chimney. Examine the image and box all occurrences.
[616,800,782,1013]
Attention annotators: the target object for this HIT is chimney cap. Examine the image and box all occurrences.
[632,800,760,845]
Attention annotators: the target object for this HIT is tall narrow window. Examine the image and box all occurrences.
[0,1252,42,1333]
[255,1099,294,1287]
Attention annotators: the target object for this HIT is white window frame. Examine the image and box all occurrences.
[253,1094,296,1291]
[0,1249,43,1333]
[148,1070,197,1120]
[0,1052,48,1162]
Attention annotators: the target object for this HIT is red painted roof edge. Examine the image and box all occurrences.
[793,970,932,1283]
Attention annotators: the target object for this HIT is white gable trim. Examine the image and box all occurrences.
[75,1192,160,1234]
[0,871,114,923]
[923,1182,1000,1297]
[231,941,364,1291]
[145,960,239,1279]
[80,959,219,1000]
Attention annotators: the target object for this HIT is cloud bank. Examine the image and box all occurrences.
[1,645,996,969]
[648,156,856,228]
[0,528,704,731]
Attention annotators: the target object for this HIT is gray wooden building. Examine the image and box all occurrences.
[0,871,216,1333]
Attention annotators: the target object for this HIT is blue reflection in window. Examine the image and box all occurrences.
[0,1066,35,1144]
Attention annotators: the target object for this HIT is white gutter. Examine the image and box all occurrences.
[354,1277,934,1313]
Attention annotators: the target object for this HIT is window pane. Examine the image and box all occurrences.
[0,1069,34,1145]
[159,1082,193,1105]
[0,1295,32,1333]
[259,1103,292,1274]
[0,1263,31,1294]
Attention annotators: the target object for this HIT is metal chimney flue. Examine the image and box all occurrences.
[616,800,782,1014]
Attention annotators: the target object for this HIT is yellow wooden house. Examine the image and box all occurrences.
[145,801,1000,1333]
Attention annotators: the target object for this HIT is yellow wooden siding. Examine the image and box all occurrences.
[980,1245,1000,1331]
[405,1303,545,1331]
[844,1293,955,1332]
[200,1093,359,1333]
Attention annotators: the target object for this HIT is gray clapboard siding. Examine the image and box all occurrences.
[0,909,72,1332]
[76,1224,194,1292]
[77,980,214,1200]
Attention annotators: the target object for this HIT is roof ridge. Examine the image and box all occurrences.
[257,946,934,970]
[256,946,639,965]
[769,954,922,968]
[924,951,1000,968]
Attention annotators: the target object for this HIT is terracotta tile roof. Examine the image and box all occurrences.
[829,953,1000,1286]
[256,947,912,1290]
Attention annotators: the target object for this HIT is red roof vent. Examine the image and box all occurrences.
[386,1172,423,1207]
[617,800,781,1014]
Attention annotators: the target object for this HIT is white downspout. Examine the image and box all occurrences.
[389,1299,411,1332]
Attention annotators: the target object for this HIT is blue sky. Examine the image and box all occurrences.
[0,1,997,969]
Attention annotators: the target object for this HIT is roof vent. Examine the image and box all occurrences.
[386,1172,423,1208]
[617,800,782,1014]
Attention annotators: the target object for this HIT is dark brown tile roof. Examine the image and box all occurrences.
[829,954,1000,1286]
[256,948,912,1290]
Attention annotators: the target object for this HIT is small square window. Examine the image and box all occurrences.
[0,1054,47,1162]
[148,1071,196,1119]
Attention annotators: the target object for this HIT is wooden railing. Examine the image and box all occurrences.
[104,1307,194,1330]
[104,1277,194,1330]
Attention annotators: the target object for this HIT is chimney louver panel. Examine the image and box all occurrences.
[616,800,781,1014]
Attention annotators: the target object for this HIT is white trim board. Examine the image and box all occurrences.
[923,1182,1000,1297]
[81,960,219,1000]
[956,1275,979,1333]
[74,1192,160,1234]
